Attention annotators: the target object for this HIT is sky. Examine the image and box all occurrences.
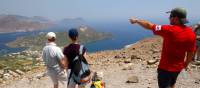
[0,0,199,22]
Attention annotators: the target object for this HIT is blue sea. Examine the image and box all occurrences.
[1,20,184,55]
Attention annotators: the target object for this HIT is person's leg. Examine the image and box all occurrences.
[54,84,58,88]
[48,70,59,88]
[157,69,171,88]
[169,71,180,88]
[68,83,76,88]
[57,70,68,87]
[197,47,200,60]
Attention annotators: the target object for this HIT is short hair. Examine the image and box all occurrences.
[68,28,79,40]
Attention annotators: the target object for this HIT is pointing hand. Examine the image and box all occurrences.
[129,17,139,24]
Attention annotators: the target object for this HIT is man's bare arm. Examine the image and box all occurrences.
[59,56,68,69]
[129,18,154,30]
[184,51,195,69]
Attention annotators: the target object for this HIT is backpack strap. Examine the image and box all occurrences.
[79,45,84,55]
[72,45,84,62]
[68,44,84,85]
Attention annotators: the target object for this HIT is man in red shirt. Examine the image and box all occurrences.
[129,7,196,88]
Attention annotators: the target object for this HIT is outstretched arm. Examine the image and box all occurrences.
[129,17,154,30]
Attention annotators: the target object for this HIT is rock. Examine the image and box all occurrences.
[31,51,40,58]
[35,73,46,79]
[192,61,200,66]
[26,57,33,60]
[122,65,134,70]
[15,69,25,75]
[147,59,158,65]
[114,55,121,59]
[0,70,4,75]
[131,55,141,60]
[3,73,12,80]
[0,78,3,83]
[8,70,20,77]
[152,49,160,54]
[126,76,139,83]
[23,66,32,72]
[195,79,200,84]
[124,59,131,63]
[36,57,43,62]
[122,63,134,70]
[190,65,197,69]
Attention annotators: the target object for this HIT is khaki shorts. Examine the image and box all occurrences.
[47,69,67,85]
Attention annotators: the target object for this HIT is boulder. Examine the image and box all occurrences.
[126,76,139,83]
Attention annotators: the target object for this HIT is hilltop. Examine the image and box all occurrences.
[1,36,200,88]
[0,14,93,33]
[6,25,112,50]
[0,15,53,33]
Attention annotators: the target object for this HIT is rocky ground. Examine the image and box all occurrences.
[1,36,200,88]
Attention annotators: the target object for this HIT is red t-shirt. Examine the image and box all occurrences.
[152,24,196,72]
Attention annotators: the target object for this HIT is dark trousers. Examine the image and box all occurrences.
[157,69,180,88]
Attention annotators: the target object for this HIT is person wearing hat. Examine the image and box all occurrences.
[42,32,67,88]
[129,7,196,88]
[63,28,90,88]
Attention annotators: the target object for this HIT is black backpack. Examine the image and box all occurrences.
[68,45,91,85]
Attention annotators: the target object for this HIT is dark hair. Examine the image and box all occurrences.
[48,37,56,42]
[68,28,79,40]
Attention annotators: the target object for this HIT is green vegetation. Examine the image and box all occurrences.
[7,29,112,50]
[0,56,33,71]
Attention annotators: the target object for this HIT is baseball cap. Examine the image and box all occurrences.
[166,7,189,24]
[46,32,56,39]
[68,28,79,38]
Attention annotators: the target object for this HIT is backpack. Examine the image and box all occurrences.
[90,72,105,88]
[68,45,91,85]
[90,81,105,88]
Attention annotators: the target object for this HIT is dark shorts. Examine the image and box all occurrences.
[157,69,180,88]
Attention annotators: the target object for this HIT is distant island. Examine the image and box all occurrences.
[6,25,112,50]
[0,15,53,33]
[0,14,88,33]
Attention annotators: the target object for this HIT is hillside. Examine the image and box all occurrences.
[0,15,53,33]
[1,36,200,88]
[6,25,112,50]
